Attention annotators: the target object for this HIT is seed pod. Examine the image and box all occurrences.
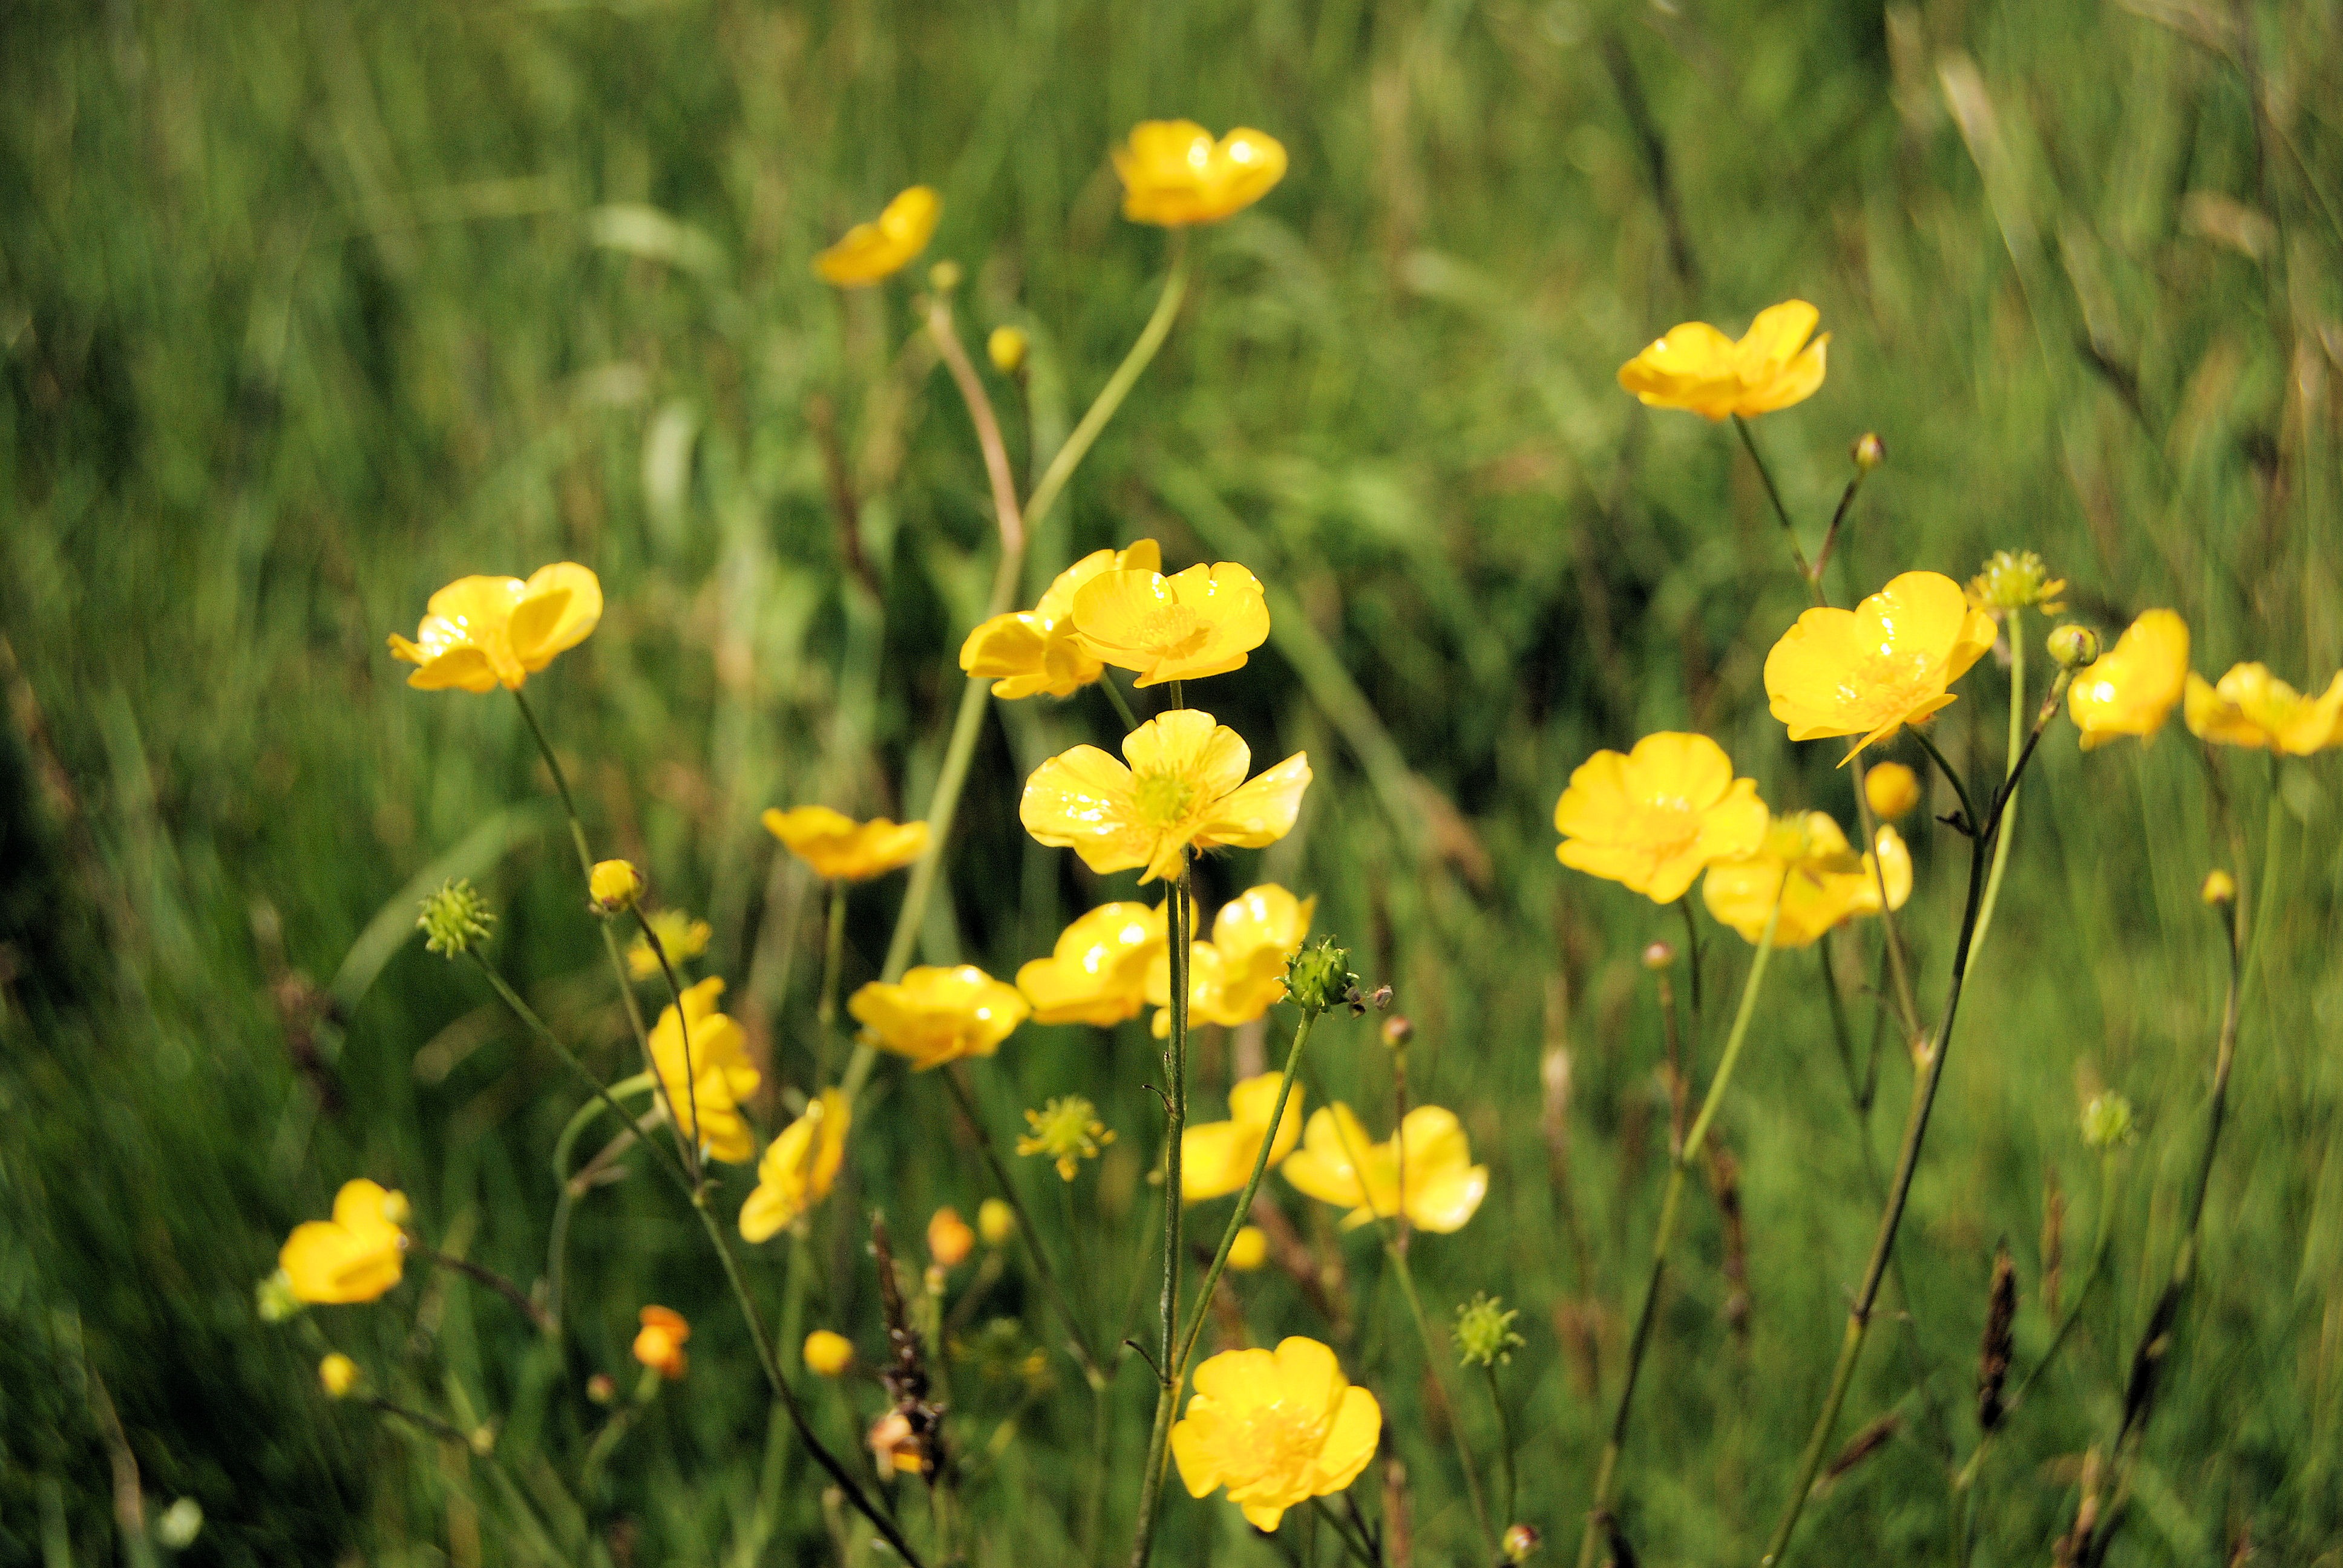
[1978,1242,2016,1433]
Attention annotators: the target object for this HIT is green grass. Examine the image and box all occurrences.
[4,0,2342,1563]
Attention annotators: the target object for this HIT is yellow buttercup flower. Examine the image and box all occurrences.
[1182,1073,1304,1203]
[762,806,930,881]
[960,541,1163,700]
[647,977,762,1164]
[804,1329,855,1377]
[1069,562,1271,688]
[977,1197,1017,1247]
[627,907,713,980]
[1864,761,1922,820]
[1553,732,1768,904]
[814,186,940,287]
[2067,610,2189,750]
[2183,661,2343,755]
[1280,1104,1489,1234]
[1203,885,1316,1025]
[850,965,1029,1070]
[1170,1336,1381,1531]
[1701,812,1913,949]
[739,1089,850,1243]
[1112,121,1288,227]
[1016,900,1167,1026]
[279,1179,409,1305]
[318,1353,361,1399]
[1616,299,1829,420]
[1020,709,1311,884]
[387,563,602,692]
[632,1305,690,1380]
[1765,570,1998,762]
[1226,1226,1270,1272]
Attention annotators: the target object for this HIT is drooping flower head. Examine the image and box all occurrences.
[1113,122,1288,227]
[647,977,762,1164]
[2066,610,2189,750]
[961,541,1163,700]
[1069,562,1271,687]
[1616,300,1829,420]
[1170,1336,1381,1531]
[1021,710,1311,884]
[1701,812,1912,949]
[1765,570,1998,762]
[850,965,1029,1070]
[1280,1104,1488,1234]
[1017,1094,1115,1180]
[628,907,713,980]
[762,806,929,881]
[632,1305,690,1380]
[739,1089,851,1243]
[388,563,602,691]
[1553,732,1768,904]
[814,186,940,287]
[2183,662,2343,755]
[280,1179,409,1304]
[1182,1072,1305,1203]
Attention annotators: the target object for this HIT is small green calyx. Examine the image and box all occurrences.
[1285,938,1355,1015]
[419,878,496,958]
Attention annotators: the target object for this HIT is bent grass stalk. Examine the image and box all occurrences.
[1576,886,1783,1568]
[1758,681,2066,1567]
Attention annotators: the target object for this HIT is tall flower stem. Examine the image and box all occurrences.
[1965,606,2025,977]
[1758,683,2066,1567]
[1126,852,1194,1568]
[939,1065,1107,1384]
[838,257,1187,1107]
[1732,413,1818,592]
[408,1245,554,1334]
[1576,890,1783,1568]
[1483,1362,1518,1529]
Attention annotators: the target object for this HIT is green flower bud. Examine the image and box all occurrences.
[418,878,495,958]
[1851,432,1885,472]
[2046,624,2102,671]
[2082,1090,2135,1150]
[1453,1292,1525,1368]
[255,1269,304,1324]
[1285,938,1356,1016]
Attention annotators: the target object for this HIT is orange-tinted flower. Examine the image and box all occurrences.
[632,1305,690,1379]
[1182,1073,1304,1203]
[762,806,929,881]
[1553,732,1768,904]
[814,186,940,287]
[2183,661,2343,755]
[2068,610,2189,750]
[927,1207,975,1269]
[1113,122,1287,227]
[1170,1337,1380,1530]
[647,978,762,1164]
[1765,570,1998,761]
[1069,563,1270,688]
[1280,1104,1487,1234]
[1020,710,1310,884]
[1617,300,1829,420]
[960,541,1163,700]
[850,965,1029,1070]
[1701,812,1912,949]
[280,1180,409,1304]
[388,564,602,691]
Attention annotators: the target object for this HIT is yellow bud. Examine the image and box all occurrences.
[1226,1224,1269,1272]
[804,1328,855,1377]
[928,259,963,294]
[318,1353,360,1399]
[1851,433,1885,472]
[588,859,642,913]
[2201,869,2236,906]
[988,325,1029,375]
[1864,761,1922,821]
[977,1197,1016,1247]
[2046,624,2101,670]
[927,1206,975,1269]
[379,1190,411,1228]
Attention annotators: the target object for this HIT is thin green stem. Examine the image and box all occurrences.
[940,1066,1107,1383]
[631,904,704,1190]
[1849,760,1925,1048]
[1484,1362,1517,1529]
[1311,1497,1380,1567]
[361,1396,475,1448]
[1127,853,1194,1568]
[1577,889,1781,1568]
[1676,893,1705,1023]
[408,1245,554,1335]
[819,880,847,1029]
[1099,671,1142,732]
[1909,727,1976,831]
[1024,238,1190,538]
[1732,413,1819,596]
[1966,607,2025,978]
[1386,1244,1496,1554]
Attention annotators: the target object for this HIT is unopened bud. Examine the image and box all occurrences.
[255,1269,304,1324]
[1864,761,1922,822]
[2046,624,2101,670]
[1852,432,1885,472]
[1640,941,1676,972]
[1381,1014,1414,1049]
[2082,1091,2135,1150]
[928,260,963,294]
[154,1500,203,1552]
[2200,870,2236,907]
[804,1329,855,1377]
[588,859,642,914]
[586,1373,618,1405]
[988,325,1028,375]
[927,1206,975,1269]
[469,1425,497,1457]
[977,1197,1016,1248]
[1504,1523,1542,1561]
[319,1353,360,1399]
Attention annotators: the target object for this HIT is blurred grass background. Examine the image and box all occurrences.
[4,0,2342,1562]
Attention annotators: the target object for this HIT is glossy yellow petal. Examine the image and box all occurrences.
[850,965,1028,1070]
[1022,712,1308,883]
[1553,732,1768,904]
[814,186,940,287]
[1180,1120,1259,1202]
[279,1179,408,1304]
[762,806,930,881]
[510,563,604,670]
[1765,571,1986,760]
[1618,301,1828,419]
[1194,752,1312,854]
[2183,661,2343,754]
[1113,122,1288,227]
[1071,563,1271,687]
[2069,610,2189,750]
[1172,1336,1371,1530]
[1311,1385,1383,1497]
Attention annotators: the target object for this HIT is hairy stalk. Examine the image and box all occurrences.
[1577,889,1782,1568]
[1127,852,1194,1568]
[1965,607,2025,976]
[1759,683,2065,1566]
[940,1066,1107,1383]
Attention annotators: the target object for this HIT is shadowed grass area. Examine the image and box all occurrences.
[4,0,2341,1563]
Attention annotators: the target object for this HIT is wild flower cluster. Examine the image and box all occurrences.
[253,112,2334,1568]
